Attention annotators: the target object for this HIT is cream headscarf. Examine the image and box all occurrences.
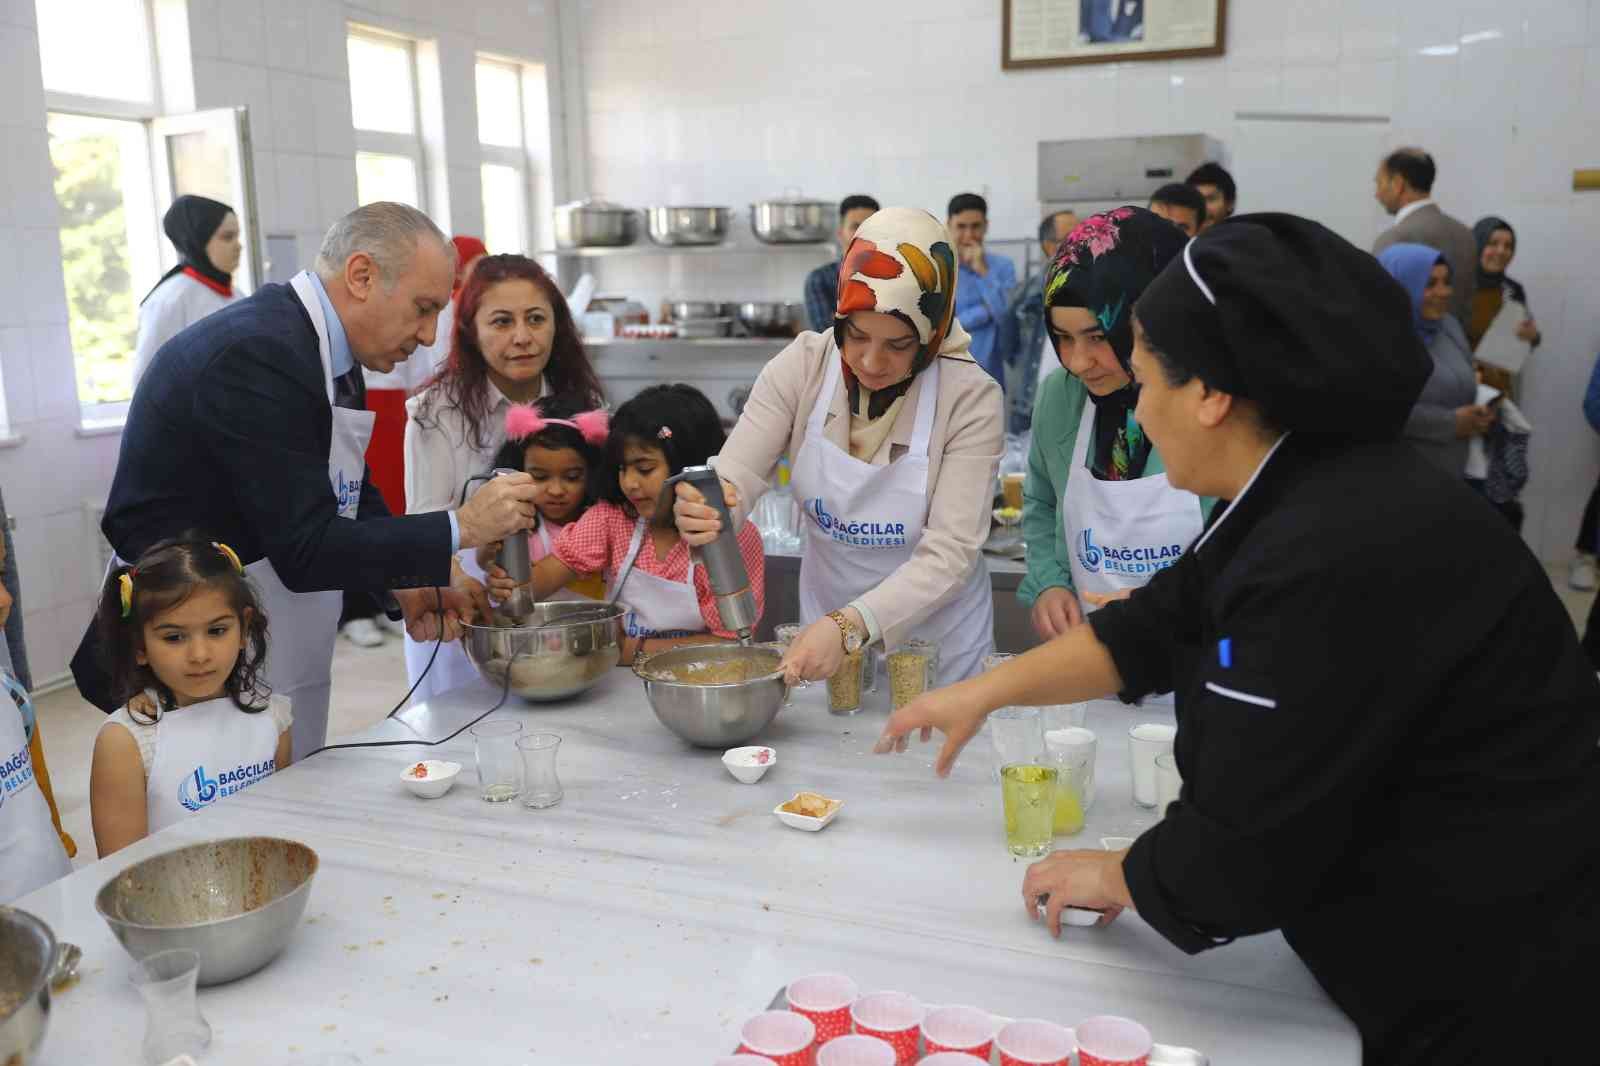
[833,207,972,457]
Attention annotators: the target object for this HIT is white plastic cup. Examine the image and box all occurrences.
[1154,752,1182,815]
[1075,1015,1153,1066]
[1127,722,1177,807]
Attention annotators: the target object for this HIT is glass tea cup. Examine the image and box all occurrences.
[130,949,211,1066]
[471,719,523,803]
[518,732,563,809]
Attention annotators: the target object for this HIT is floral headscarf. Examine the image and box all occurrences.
[834,207,972,419]
[1041,206,1187,480]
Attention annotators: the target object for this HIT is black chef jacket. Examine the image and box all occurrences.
[1089,433,1600,1065]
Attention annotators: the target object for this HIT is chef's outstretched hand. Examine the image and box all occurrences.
[1021,850,1132,936]
[456,472,538,549]
[874,684,983,777]
[672,477,740,548]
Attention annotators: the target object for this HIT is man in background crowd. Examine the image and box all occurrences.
[1009,210,1079,435]
[1148,182,1207,237]
[1186,161,1235,231]
[1372,147,1477,325]
[949,192,1018,386]
[803,194,881,333]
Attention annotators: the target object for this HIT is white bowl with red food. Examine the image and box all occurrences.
[401,759,462,799]
[721,745,776,784]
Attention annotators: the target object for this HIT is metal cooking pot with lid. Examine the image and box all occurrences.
[750,194,835,244]
[646,206,732,246]
[554,197,639,248]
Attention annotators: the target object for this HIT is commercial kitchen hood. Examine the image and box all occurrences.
[1038,134,1226,205]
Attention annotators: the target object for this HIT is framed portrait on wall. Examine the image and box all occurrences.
[1003,0,1227,69]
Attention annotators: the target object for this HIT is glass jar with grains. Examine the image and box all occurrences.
[827,649,870,714]
[887,638,939,710]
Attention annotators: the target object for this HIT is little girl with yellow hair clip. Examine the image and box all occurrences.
[90,537,291,857]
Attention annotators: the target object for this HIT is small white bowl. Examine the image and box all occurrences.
[722,746,776,784]
[773,793,842,832]
[401,759,461,799]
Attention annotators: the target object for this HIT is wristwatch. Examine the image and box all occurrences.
[827,610,864,654]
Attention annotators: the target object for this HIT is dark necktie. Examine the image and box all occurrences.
[333,366,364,410]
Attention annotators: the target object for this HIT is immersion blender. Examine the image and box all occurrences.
[463,467,537,624]
[658,465,757,644]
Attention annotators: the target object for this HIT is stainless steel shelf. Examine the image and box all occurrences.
[538,242,834,258]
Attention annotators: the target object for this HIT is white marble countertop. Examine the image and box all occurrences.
[16,674,1358,1065]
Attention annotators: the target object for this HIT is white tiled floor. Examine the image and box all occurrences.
[30,567,1596,869]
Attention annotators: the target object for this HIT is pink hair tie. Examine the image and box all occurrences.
[505,403,610,447]
[657,426,672,440]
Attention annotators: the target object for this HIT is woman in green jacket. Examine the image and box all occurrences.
[1018,208,1214,640]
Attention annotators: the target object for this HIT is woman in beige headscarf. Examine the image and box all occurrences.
[675,207,1004,686]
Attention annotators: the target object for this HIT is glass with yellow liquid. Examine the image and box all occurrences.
[1045,726,1097,837]
[1000,764,1057,857]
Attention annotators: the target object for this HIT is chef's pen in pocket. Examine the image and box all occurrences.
[303,470,526,758]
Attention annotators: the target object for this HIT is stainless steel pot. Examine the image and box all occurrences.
[676,317,734,339]
[635,643,789,747]
[461,601,627,702]
[95,836,318,986]
[554,198,639,248]
[667,299,732,321]
[646,206,731,246]
[0,908,55,1065]
[734,300,800,336]
[750,197,835,244]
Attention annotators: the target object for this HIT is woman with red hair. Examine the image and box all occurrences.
[400,253,604,697]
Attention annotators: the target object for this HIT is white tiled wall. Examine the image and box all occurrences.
[0,0,567,685]
[575,0,1600,564]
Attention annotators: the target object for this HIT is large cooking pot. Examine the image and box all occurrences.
[0,908,56,1065]
[646,206,731,246]
[461,601,628,702]
[554,198,639,248]
[750,196,835,244]
[667,299,733,321]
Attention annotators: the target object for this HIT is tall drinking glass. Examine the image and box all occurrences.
[471,719,523,802]
[130,949,211,1066]
[518,732,563,809]
[1000,764,1057,857]
[989,706,1044,780]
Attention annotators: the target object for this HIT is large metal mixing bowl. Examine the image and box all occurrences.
[635,643,789,747]
[462,601,627,702]
[0,907,55,1065]
[95,837,318,986]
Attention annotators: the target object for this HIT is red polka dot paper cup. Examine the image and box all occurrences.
[849,991,925,1066]
[739,1010,818,1066]
[918,1055,991,1066]
[995,1018,1076,1066]
[815,1033,897,1066]
[1075,1015,1153,1066]
[786,973,860,1046]
[922,1004,997,1058]
[715,1058,779,1066]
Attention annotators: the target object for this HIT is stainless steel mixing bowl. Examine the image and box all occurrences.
[462,601,628,702]
[95,836,318,986]
[0,907,55,1065]
[635,643,789,747]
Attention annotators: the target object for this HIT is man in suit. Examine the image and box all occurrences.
[1372,148,1478,326]
[77,202,537,758]
[1080,0,1144,42]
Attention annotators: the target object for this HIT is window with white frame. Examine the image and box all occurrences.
[348,29,426,210]
[476,57,552,255]
[37,0,163,419]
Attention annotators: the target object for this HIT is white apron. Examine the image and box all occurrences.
[1062,401,1204,704]
[0,669,71,902]
[608,518,703,638]
[145,697,282,833]
[791,357,994,686]
[265,272,376,760]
